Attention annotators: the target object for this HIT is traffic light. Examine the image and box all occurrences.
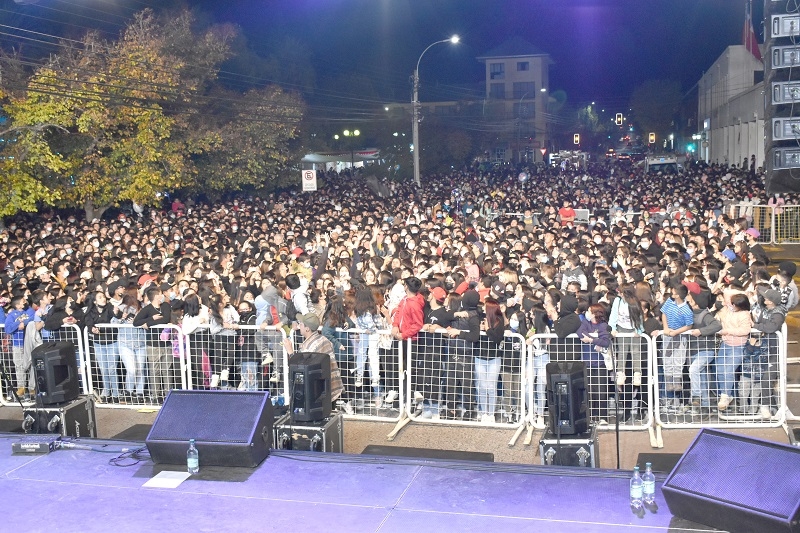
[573,133,580,145]
[615,113,623,126]
[648,132,656,144]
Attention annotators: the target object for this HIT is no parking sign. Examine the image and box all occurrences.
[302,169,317,191]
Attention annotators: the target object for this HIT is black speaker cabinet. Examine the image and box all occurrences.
[546,361,587,435]
[289,352,331,423]
[663,429,800,533]
[146,390,274,468]
[32,341,80,405]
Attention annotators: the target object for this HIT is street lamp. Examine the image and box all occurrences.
[412,35,459,188]
[517,92,530,163]
[333,130,361,170]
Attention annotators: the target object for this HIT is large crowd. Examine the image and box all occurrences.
[0,157,796,427]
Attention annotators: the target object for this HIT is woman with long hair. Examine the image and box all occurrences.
[84,290,121,403]
[475,297,505,424]
[322,292,355,412]
[114,294,147,403]
[208,292,239,390]
[181,292,210,389]
[610,283,645,387]
[716,292,753,411]
[352,282,382,408]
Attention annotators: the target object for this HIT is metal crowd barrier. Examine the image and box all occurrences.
[729,203,800,244]
[403,330,526,428]
[83,323,186,408]
[332,327,404,423]
[651,326,787,429]
[529,332,654,433]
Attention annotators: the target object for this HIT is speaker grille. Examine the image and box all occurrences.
[148,391,266,443]
[668,433,800,518]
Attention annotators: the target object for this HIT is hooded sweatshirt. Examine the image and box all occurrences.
[554,294,581,338]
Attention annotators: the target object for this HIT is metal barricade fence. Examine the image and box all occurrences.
[404,330,526,427]
[331,327,404,422]
[84,323,186,409]
[774,205,800,243]
[652,326,786,429]
[0,324,14,405]
[729,203,800,243]
[182,324,289,402]
[531,333,654,432]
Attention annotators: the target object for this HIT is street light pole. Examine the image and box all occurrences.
[412,35,459,188]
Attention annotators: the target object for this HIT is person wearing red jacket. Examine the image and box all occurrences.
[391,276,424,341]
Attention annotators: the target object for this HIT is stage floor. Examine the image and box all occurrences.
[0,433,716,532]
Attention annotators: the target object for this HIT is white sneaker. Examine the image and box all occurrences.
[269,372,279,383]
[374,396,383,409]
[632,372,642,387]
[534,416,546,429]
[717,393,732,411]
[336,400,354,415]
[413,391,424,402]
[480,414,493,424]
[760,405,772,419]
[616,371,626,386]
[261,352,273,365]
[210,374,220,388]
[354,375,363,387]
[384,390,398,404]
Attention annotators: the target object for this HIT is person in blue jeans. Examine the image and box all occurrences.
[716,292,753,412]
[686,291,721,417]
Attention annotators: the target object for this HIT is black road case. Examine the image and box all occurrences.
[23,395,96,438]
[539,425,598,467]
[273,413,343,452]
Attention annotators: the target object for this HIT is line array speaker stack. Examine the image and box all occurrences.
[765,0,800,193]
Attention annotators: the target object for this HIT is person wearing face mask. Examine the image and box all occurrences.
[133,286,173,403]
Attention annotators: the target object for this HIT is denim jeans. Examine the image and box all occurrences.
[716,342,745,398]
[118,343,146,394]
[474,356,501,416]
[527,352,550,416]
[95,342,120,398]
[240,361,258,391]
[354,332,381,395]
[688,350,715,406]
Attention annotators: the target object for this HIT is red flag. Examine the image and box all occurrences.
[743,0,762,61]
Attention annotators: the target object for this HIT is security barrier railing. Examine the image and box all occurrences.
[529,332,654,432]
[403,330,526,428]
[332,327,404,423]
[652,326,787,429]
[730,203,800,243]
[0,323,790,443]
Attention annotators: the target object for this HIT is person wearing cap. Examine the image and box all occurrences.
[743,228,769,265]
[770,261,798,309]
[282,312,343,404]
[686,290,722,419]
[417,285,452,417]
[750,286,787,419]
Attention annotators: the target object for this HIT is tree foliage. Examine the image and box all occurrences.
[0,9,304,220]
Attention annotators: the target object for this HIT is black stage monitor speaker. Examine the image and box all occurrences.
[146,390,274,468]
[663,429,800,533]
[546,361,587,435]
[32,341,80,405]
[289,352,331,423]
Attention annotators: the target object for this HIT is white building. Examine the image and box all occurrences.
[697,45,764,167]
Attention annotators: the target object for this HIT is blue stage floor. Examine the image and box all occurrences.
[0,433,716,532]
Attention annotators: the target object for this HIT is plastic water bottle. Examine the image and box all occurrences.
[630,466,643,509]
[643,462,655,505]
[187,439,199,474]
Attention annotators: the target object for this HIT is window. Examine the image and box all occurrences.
[494,148,507,162]
[513,82,536,100]
[517,61,529,72]
[490,83,505,99]
[490,63,505,80]
[513,102,534,118]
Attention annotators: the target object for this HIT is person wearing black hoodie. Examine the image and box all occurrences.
[443,289,481,420]
[85,291,123,403]
[552,293,581,361]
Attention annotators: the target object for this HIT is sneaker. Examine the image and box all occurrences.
[632,372,642,387]
[480,414,494,424]
[616,372,626,386]
[534,415,546,429]
[597,419,609,426]
[421,407,433,419]
[261,352,273,365]
[354,375,363,387]
[717,393,732,411]
[16,387,26,398]
[760,405,773,420]
[374,395,383,410]
[336,400,354,415]
[384,390,398,405]
[413,391,424,402]
[269,372,279,383]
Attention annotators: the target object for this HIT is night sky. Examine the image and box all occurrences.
[4,0,758,108]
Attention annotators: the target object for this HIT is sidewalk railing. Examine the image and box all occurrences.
[730,203,800,244]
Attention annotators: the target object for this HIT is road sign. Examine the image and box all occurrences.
[302,169,317,192]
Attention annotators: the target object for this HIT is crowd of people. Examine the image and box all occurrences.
[0,157,796,427]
